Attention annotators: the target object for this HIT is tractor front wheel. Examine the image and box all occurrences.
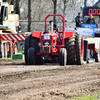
[59,48,67,66]
[28,48,35,65]
[25,35,31,65]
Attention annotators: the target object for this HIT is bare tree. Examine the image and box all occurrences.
[52,0,57,23]
[31,0,53,21]
[20,0,28,20]
[14,0,20,18]
[20,0,94,22]
[84,0,87,7]
[28,0,32,32]
[61,0,70,17]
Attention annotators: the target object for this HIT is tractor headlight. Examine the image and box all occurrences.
[38,43,41,46]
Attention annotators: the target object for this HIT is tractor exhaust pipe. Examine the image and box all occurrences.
[51,22,53,34]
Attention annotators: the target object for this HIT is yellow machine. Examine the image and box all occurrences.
[0,0,19,33]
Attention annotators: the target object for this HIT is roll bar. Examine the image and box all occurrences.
[45,14,65,33]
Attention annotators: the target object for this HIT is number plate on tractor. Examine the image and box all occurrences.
[44,35,50,39]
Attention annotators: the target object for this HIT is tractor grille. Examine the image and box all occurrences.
[42,41,51,46]
[42,35,52,40]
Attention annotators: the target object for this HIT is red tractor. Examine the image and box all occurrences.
[25,14,84,65]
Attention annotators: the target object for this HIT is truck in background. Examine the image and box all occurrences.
[0,0,25,58]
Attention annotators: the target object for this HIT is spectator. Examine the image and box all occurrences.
[75,12,83,27]
[86,15,95,24]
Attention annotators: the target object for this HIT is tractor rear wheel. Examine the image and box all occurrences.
[94,53,100,62]
[59,48,67,66]
[30,36,39,52]
[28,48,35,65]
[24,35,39,65]
[25,35,31,65]
[0,52,2,58]
[65,33,76,65]
[76,34,84,65]
[30,36,41,64]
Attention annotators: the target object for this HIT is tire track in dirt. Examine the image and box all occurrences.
[0,59,100,100]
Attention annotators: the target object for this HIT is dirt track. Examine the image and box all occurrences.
[0,59,100,100]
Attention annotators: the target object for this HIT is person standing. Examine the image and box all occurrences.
[75,12,83,27]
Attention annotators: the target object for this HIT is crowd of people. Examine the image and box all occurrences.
[49,12,96,29]
[75,12,96,27]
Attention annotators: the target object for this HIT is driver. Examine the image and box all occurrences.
[49,20,61,43]
[49,20,57,31]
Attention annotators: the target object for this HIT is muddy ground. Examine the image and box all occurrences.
[0,59,100,100]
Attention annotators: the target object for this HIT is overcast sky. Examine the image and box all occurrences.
[87,0,98,6]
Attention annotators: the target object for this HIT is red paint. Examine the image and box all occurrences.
[9,20,13,22]
[45,14,65,33]
[12,34,19,40]
[3,34,9,40]
[88,43,95,53]
[64,32,73,39]
[15,20,19,26]
[81,38,84,61]
[0,34,25,41]
[32,31,42,39]
[17,34,25,40]
[0,34,1,41]
[8,34,14,40]
[36,14,66,56]
[99,43,100,52]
